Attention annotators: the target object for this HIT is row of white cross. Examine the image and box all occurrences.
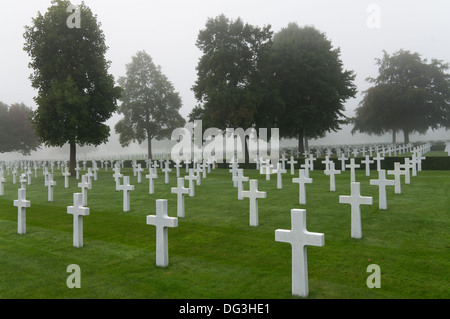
[2,146,427,298]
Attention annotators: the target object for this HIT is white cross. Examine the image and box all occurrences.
[26,167,32,185]
[136,164,144,183]
[339,182,373,239]
[308,154,316,171]
[387,162,405,194]
[146,199,178,267]
[275,209,324,297]
[171,177,190,218]
[233,168,249,200]
[292,169,313,204]
[370,169,395,210]
[92,162,99,181]
[361,155,374,177]
[275,163,286,189]
[12,167,17,184]
[0,173,5,196]
[261,159,273,181]
[78,175,91,206]
[14,188,30,234]
[373,153,384,171]
[184,168,196,197]
[339,154,348,171]
[145,168,158,194]
[229,160,239,186]
[184,159,191,173]
[300,158,311,177]
[162,162,172,184]
[324,161,341,192]
[241,179,266,226]
[194,163,203,186]
[63,167,71,188]
[200,161,208,178]
[85,168,94,189]
[113,167,123,191]
[280,154,287,170]
[117,176,134,212]
[67,193,90,248]
[399,158,411,184]
[174,160,182,178]
[287,156,298,175]
[20,173,27,189]
[75,164,81,180]
[45,174,56,202]
[345,158,360,182]
[321,156,332,172]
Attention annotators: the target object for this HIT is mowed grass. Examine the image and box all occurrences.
[0,161,448,299]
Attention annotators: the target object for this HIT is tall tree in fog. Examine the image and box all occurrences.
[267,23,357,155]
[23,0,121,174]
[189,14,273,130]
[115,51,185,159]
[353,50,450,143]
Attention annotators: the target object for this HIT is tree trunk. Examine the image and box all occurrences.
[403,130,410,144]
[70,142,76,176]
[147,136,153,160]
[304,135,309,153]
[298,129,305,157]
[392,129,396,144]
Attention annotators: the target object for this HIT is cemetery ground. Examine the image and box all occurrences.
[0,161,448,299]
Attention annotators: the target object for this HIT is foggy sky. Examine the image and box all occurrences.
[1,0,449,159]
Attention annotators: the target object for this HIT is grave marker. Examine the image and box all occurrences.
[233,168,249,200]
[346,158,360,182]
[324,161,341,192]
[67,193,89,248]
[146,199,178,267]
[275,209,324,297]
[45,174,56,202]
[78,175,90,206]
[387,162,404,194]
[13,188,30,234]
[171,177,190,217]
[292,169,312,204]
[184,169,196,197]
[339,182,373,239]
[370,169,395,210]
[145,168,157,194]
[118,176,134,212]
[241,179,266,226]
[63,167,71,188]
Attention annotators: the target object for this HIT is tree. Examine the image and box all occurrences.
[0,102,40,155]
[115,51,185,159]
[23,0,121,174]
[189,14,273,130]
[268,23,357,154]
[352,50,450,143]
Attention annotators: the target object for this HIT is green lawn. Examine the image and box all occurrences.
[0,162,448,299]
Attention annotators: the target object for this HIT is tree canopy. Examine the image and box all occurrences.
[0,102,40,155]
[189,14,273,130]
[115,50,185,159]
[352,49,450,143]
[23,0,121,173]
[268,23,357,154]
